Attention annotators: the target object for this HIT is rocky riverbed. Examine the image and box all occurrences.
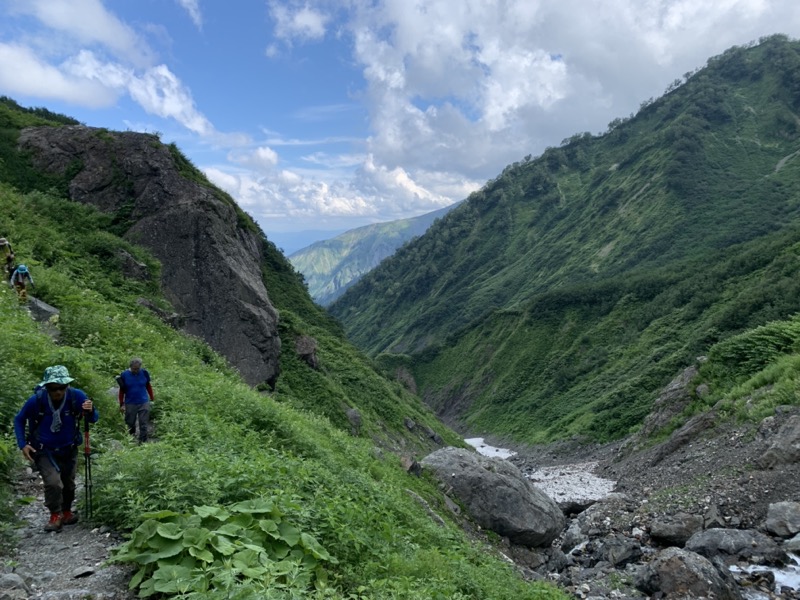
[463,402,800,599]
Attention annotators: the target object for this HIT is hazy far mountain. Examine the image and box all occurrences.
[267,228,349,255]
[289,203,460,305]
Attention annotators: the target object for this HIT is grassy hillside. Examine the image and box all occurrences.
[0,101,566,598]
[290,203,458,306]
[330,35,800,443]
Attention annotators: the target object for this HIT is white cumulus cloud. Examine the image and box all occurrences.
[0,43,118,106]
[7,0,156,68]
[228,146,280,172]
[269,2,329,43]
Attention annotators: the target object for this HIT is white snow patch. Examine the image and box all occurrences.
[465,437,517,459]
[525,461,616,504]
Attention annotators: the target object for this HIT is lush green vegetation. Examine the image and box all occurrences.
[0,101,565,598]
[290,203,458,306]
[331,35,800,444]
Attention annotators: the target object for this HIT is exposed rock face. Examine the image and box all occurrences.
[18,126,280,387]
[421,447,565,547]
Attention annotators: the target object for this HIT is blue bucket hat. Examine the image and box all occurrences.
[17,264,28,273]
[38,365,75,387]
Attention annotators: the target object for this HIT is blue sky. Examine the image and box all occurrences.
[2,1,800,249]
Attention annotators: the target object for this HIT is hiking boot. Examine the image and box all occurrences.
[61,510,79,525]
[44,512,62,532]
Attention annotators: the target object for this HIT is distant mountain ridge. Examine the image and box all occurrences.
[290,203,459,305]
[330,35,800,444]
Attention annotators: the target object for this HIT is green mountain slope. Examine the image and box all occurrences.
[330,35,800,443]
[0,99,566,599]
[290,203,458,305]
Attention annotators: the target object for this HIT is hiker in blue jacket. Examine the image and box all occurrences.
[14,365,98,532]
[117,357,154,443]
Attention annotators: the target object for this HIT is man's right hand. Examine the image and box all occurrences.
[21,445,35,462]
[119,403,125,413]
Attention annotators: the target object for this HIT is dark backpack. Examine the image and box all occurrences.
[115,373,126,393]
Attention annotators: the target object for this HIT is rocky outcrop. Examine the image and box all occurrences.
[18,126,280,387]
[421,447,564,547]
[295,335,319,370]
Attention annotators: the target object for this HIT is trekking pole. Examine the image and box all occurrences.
[83,409,93,520]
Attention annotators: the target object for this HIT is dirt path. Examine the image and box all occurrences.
[1,464,135,600]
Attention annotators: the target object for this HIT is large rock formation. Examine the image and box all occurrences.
[18,126,280,387]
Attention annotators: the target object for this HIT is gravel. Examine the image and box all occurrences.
[1,466,135,600]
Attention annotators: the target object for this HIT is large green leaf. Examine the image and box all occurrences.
[156,522,184,540]
[136,538,185,564]
[209,534,236,556]
[300,532,331,561]
[181,526,211,549]
[229,498,275,514]
[194,505,230,520]
[278,522,300,546]
[188,545,215,563]
[152,564,194,594]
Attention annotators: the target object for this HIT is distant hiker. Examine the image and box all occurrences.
[117,357,154,443]
[0,237,15,280]
[13,365,98,532]
[9,264,34,303]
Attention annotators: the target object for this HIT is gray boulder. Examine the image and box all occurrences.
[685,528,787,566]
[759,414,800,468]
[421,447,564,547]
[27,297,59,323]
[650,512,704,546]
[785,533,800,552]
[295,335,319,370]
[0,573,30,600]
[599,533,642,567]
[764,501,800,538]
[635,547,742,599]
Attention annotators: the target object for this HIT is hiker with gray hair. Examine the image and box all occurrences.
[13,365,98,532]
[117,357,154,443]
